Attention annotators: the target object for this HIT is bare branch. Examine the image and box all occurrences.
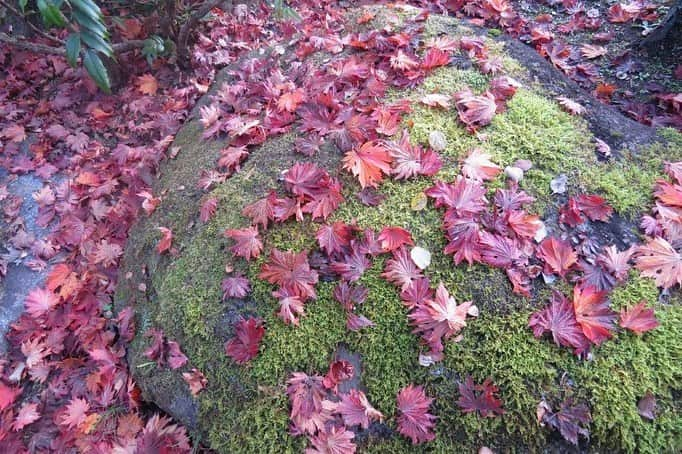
[0,0,65,45]
[0,32,146,56]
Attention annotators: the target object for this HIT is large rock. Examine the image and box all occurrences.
[115,6,682,453]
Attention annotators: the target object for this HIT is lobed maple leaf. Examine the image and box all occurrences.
[443,218,481,265]
[454,89,498,130]
[217,146,248,173]
[24,287,60,318]
[277,89,305,112]
[461,148,501,181]
[409,283,475,356]
[506,210,542,239]
[400,278,434,310]
[619,301,659,335]
[634,237,682,289]
[166,341,188,369]
[457,376,504,417]
[316,222,355,256]
[559,198,585,227]
[331,248,370,282]
[156,227,173,254]
[306,426,356,454]
[322,360,354,391]
[199,197,219,223]
[333,282,368,312]
[222,274,251,299]
[12,402,41,431]
[273,286,306,325]
[225,317,265,364]
[59,397,90,429]
[346,313,375,331]
[336,389,384,429]
[426,177,488,217]
[242,191,277,229]
[420,93,451,109]
[182,368,208,396]
[478,231,524,268]
[382,247,424,290]
[136,74,159,95]
[575,194,613,222]
[378,226,414,252]
[541,399,591,446]
[386,130,442,180]
[422,48,451,71]
[537,237,578,277]
[287,372,330,435]
[396,384,436,445]
[260,249,319,299]
[94,239,124,267]
[342,141,393,188]
[529,291,591,354]
[573,284,616,345]
[224,226,263,261]
[597,245,633,282]
[654,180,682,208]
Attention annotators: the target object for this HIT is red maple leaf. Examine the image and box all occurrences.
[336,389,384,429]
[537,237,578,277]
[575,194,613,222]
[307,426,356,453]
[331,248,370,282]
[461,148,501,181]
[559,198,585,227]
[425,177,488,217]
[322,359,354,390]
[156,227,173,254]
[409,282,475,356]
[386,130,442,180]
[506,210,542,240]
[286,372,330,435]
[346,312,375,331]
[277,89,306,112]
[182,368,208,396]
[396,384,436,445]
[225,317,265,364]
[342,141,393,188]
[333,282,368,311]
[443,217,481,265]
[166,340,188,369]
[382,246,424,290]
[529,291,591,354]
[12,402,41,431]
[24,287,60,318]
[573,284,616,345]
[541,399,591,445]
[478,231,524,268]
[457,376,504,417]
[242,191,277,229]
[199,197,218,223]
[224,226,263,261]
[597,245,633,282]
[259,249,319,299]
[221,274,251,299]
[619,301,659,335]
[454,89,498,130]
[316,222,355,256]
[378,226,414,252]
[422,48,451,71]
[654,180,682,207]
[273,286,306,326]
[217,146,248,173]
[284,162,328,199]
[634,237,682,289]
[59,397,90,429]
[400,278,434,310]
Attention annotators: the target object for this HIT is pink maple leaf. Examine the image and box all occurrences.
[396,385,436,445]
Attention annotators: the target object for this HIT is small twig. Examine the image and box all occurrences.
[0,32,146,55]
[0,0,65,45]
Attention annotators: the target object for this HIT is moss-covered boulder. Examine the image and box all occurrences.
[115,6,682,453]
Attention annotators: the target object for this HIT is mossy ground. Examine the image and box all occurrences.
[120,10,682,454]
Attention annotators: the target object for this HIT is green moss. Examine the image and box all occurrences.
[610,272,659,311]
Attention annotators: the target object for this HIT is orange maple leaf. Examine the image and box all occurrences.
[137,74,159,95]
[342,141,393,188]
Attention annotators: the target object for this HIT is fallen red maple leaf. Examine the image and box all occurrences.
[377,226,414,252]
[286,372,330,435]
[396,384,436,445]
[342,141,393,188]
[382,247,424,290]
[336,389,384,429]
[457,376,504,417]
[573,284,616,345]
[634,237,682,289]
[537,237,578,277]
[529,291,591,354]
[224,226,263,261]
[619,301,659,335]
[225,317,265,365]
[156,227,173,254]
[461,148,501,181]
[199,197,218,223]
[259,249,319,299]
[182,368,208,396]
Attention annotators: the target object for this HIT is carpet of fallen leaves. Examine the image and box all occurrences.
[0,0,680,452]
